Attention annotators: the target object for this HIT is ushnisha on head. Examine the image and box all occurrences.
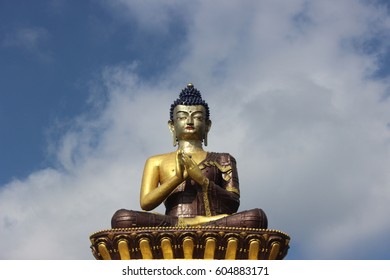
[168,83,212,147]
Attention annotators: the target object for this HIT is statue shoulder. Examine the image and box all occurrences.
[144,151,176,166]
[208,152,237,166]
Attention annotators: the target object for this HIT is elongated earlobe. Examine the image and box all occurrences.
[168,120,177,147]
[204,120,211,146]
[172,131,177,147]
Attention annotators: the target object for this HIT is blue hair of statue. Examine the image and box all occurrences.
[170,84,210,121]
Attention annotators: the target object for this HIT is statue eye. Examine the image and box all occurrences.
[193,114,203,121]
[194,116,203,121]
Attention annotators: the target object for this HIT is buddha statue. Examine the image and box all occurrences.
[111,84,268,229]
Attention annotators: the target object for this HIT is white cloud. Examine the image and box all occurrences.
[103,0,189,33]
[1,0,390,259]
[1,26,52,62]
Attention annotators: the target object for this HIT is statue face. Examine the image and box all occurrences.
[171,105,210,141]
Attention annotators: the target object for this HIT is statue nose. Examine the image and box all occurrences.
[187,116,194,124]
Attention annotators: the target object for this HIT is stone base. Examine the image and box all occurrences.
[90,226,290,260]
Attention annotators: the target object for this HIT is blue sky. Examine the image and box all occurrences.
[1,0,390,260]
[0,0,186,184]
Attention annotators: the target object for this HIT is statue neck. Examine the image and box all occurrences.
[177,140,204,154]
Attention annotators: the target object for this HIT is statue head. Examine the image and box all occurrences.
[169,84,212,146]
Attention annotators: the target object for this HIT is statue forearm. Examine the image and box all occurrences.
[140,175,184,211]
[208,181,240,214]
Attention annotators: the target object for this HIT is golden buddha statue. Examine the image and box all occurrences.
[90,84,290,260]
[111,83,268,229]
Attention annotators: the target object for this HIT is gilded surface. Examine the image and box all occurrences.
[92,84,290,260]
[90,227,290,260]
[111,84,262,227]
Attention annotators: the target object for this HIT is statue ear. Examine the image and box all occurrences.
[206,120,212,132]
[168,120,177,147]
[204,120,212,146]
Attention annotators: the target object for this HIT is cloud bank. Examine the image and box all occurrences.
[1,0,390,259]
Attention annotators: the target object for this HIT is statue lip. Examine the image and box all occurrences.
[185,126,195,130]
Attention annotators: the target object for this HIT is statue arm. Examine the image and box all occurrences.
[183,153,240,213]
[140,154,185,211]
[209,154,240,213]
[209,173,240,213]
[219,154,240,196]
